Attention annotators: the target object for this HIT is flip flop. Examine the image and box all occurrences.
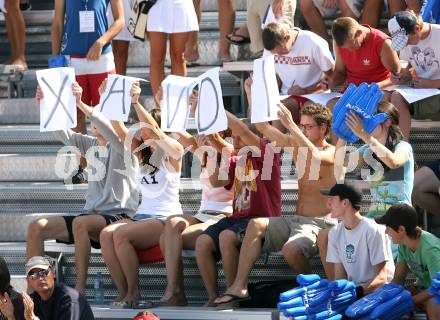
[214,293,251,309]
[225,32,250,46]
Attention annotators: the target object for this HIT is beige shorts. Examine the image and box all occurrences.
[312,0,365,18]
[262,215,337,258]
[247,0,297,53]
[410,94,440,121]
[194,211,227,226]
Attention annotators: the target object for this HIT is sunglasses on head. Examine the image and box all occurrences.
[28,269,50,280]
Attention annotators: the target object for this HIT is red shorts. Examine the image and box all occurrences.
[282,95,310,107]
[76,70,115,106]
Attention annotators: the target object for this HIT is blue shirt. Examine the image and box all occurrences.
[61,0,112,56]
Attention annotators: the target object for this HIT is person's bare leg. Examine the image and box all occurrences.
[114,219,165,303]
[112,40,130,75]
[100,220,133,301]
[282,241,311,274]
[359,0,383,28]
[149,32,167,99]
[317,228,334,280]
[390,91,411,139]
[26,217,70,259]
[161,214,199,305]
[170,32,189,76]
[4,0,26,67]
[195,234,219,306]
[387,0,406,16]
[218,0,235,62]
[413,167,440,215]
[185,0,200,63]
[338,0,358,18]
[214,218,268,303]
[71,214,108,293]
[300,0,329,41]
[426,297,440,319]
[219,230,240,287]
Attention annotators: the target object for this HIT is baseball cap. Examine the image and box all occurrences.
[320,183,362,209]
[133,311,160,320]
[25,256,51,276]
[388,11,418,51]
[375,203,418,231]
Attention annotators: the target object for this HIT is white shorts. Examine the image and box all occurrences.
[147,0,199,33]
[107,0,135,42]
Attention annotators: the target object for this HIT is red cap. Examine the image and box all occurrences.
[133,311,160,320]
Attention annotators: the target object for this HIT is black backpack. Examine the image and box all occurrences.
[239,279,298,308]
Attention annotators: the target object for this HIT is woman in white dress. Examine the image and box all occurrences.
[147,0,199,99]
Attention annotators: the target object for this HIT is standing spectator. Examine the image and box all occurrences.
[27,84,138,293]
[147,0,198,99]
[388,10,440,139]
[0,257,24,320]
[2,0,27,70]
[376,204,440,318]
[51,0,124,182]
[25,256,95,320]
[186,0,236,64]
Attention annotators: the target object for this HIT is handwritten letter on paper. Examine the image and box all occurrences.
[160,75,197,132]
[196,67,228,135]
[251,55,280,124]
[36,67,77,132]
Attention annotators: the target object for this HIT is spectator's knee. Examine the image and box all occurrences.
[72,217,88,237]
[5,0,20,12]
[112,228,129,248]
[219,230,237,252]
[246,218,266,238]
[27,219,46,239]
[195,234,215,254]
[170,49,185,65]
[99,226,114,247]
[282,242,304,261]
[390,91,405,106]
[150,51,166,66]
[165,216,186,233]
[317,229,329,252]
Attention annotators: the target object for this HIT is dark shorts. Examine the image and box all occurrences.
[427,160,440,180]
[202,217,251,254]
[56,213,130,249]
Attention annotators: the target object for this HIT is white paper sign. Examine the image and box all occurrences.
[300,92,341,106]
[384,85,440,104]
[160,75,197,132]
[98,74,147,121]
[251,55,280,124]
[0,0,6,12]
[37,67,77,132]
[195,67,228,135]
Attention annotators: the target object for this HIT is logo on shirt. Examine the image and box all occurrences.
[345,244,355,263]
[274,55,312,65]
[233,159,257,212]
[410,46,440,72]
[362,59,370,66]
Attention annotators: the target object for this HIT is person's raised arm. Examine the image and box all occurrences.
[226,110,260,147]
[86,0,124,60]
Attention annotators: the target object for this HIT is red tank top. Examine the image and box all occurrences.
[339,25,391,86]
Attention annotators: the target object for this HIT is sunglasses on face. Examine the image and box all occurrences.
[28,269,50,280]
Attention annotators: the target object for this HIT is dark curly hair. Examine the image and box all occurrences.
[300,103,332,135]
[0,257,12,294]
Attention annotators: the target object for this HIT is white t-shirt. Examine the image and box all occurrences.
[400,24,440,80]
[273,29,335,95]
[327,217,395,286]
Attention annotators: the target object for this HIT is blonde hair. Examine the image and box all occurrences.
[331,17,359,46]
[262,22,291,51]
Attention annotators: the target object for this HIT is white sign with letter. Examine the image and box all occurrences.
[160,75,197,132]
[196,67,228,135]
[98,74,147,121]
[251,55,280,124]
[36,67,77,132]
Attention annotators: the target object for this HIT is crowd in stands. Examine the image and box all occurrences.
[2,0,440,319]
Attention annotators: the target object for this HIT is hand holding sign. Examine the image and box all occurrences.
[36,67,77,132]
[251,55,280,124]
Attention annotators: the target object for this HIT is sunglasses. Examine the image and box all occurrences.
[28,269,50,280]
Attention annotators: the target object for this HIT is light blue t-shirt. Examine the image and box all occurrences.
[358,140,414,218]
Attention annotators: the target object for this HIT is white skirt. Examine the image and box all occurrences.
[107,0,135,42]
[147,0,199,33]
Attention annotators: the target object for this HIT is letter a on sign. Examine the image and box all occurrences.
[36,67,77,132]
[195,67,228,135]
[251,55,280,124]
[160,75,197,132]
[99,74,147,121]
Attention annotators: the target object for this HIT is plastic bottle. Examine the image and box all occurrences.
[94,272,104,304]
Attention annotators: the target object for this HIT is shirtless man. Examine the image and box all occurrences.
[214,78,339,306]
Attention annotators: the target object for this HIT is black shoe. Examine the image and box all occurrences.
[71,167,87,184]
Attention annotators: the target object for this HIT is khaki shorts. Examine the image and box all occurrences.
[411,94,440,121]
[262,215,337,258]
[247,0,297,53]
[312,0,365,18]
[193,211,227,226]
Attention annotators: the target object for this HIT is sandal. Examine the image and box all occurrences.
[225,32,250,46]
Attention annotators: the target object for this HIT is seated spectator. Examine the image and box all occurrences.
[99,81,184,308]
[26,256,94,320]
[388,10,440,139]
[186,0,236,64]
[412,162,440,236]
[376,203,440,318]
[196,111,281,307]
[262,22,335,124]
[52,0,124,182]
[2,0,27,70]
[322,183,394,296]
[0,257,25,320]
[27,83,138,293]
[214,80,337,307]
